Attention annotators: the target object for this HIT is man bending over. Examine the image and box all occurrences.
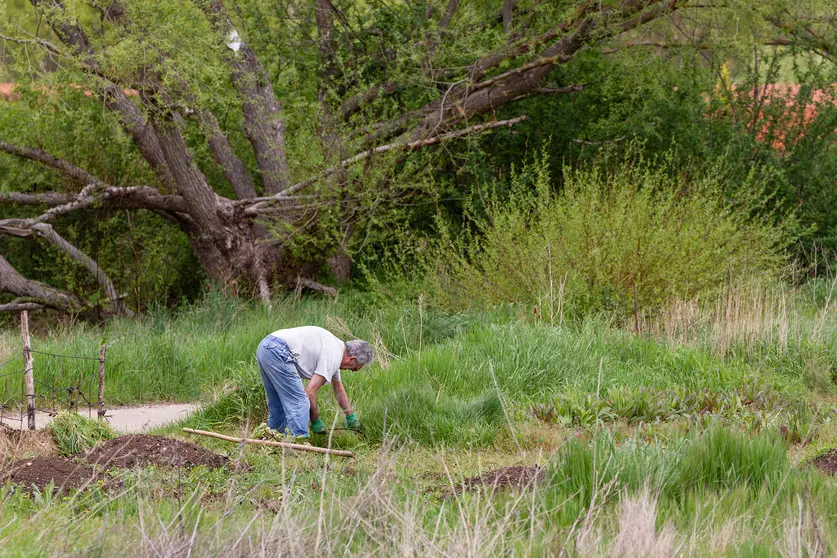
[253,326,374,441]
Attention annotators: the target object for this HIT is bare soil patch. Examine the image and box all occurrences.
[85,434,228,469]
[1,456,100,493]
[811,448,837,475]
[448,466,545,495]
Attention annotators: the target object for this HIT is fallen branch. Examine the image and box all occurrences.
[182,428,355,458]
[297,277,338,297]
[242,115,527,214]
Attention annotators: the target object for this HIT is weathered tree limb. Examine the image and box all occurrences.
[0,254,83,312]
[0,186,187,215]
[0,221,132,316]
[297,277,338,297]
[406,0,679,140]
[27,0,175,186]
[0,141,109,187]
[102,86,175,186]
[503,0,516,35]
[340,81,401,121]
[242,115,527,214]
[203,0,292,195]
[196,110,257,200]
[0,191,74,206]
[0,300,46,313]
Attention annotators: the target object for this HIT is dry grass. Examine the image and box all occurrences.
[611,490,677,558]
[650,278,837,356]
[0,424,57,461]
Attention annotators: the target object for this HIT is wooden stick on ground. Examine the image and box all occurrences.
[182,428,355,458]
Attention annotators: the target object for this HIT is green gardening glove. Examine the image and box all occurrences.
[346,413,361,431]
[311,418,327,435]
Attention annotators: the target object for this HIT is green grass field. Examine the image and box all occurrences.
[1,288,836,556]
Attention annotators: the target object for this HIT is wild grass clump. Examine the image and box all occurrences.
[382,152,792,319]
[544,424,824,516]
[360,387,504,446]
[49,412,116,456]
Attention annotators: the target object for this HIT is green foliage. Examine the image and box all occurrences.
[49,412,116,456]
[394,151,793,318]
[549,384,788,426]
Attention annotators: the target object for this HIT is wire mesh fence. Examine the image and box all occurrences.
[1,311,107,430]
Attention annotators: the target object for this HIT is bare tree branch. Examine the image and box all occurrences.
[242,115,528,214]
[406,0,680,141]
[0,191,75,206]
[0,220,132,315]
[0,254,83,312]
[296,277,338,297]
[26,0,176,186]
[0,141,109,187]
[0,186,187,215]
[0,33,63,55]
[0,301,46,313]
[340,81,401,121]
[195,110,257,200]
[503,0,516,35]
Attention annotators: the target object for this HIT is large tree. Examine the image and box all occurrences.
[0,0,826,314]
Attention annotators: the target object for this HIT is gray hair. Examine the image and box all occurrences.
[345,339,374,367]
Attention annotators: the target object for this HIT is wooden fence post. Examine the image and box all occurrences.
[97,344,106,419]
[20,310,35,430]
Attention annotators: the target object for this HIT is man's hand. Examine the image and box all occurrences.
[311,418,327,435]
[346,413,361,431]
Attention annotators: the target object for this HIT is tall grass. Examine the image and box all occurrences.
[0,292,494,406]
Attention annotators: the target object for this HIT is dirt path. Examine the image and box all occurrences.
[0,403,198,433]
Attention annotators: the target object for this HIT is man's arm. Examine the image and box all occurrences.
[305,374,327,421]
[331,380,353,416]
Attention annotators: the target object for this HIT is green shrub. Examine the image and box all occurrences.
[397,152,792,318]
[49,412,116,456]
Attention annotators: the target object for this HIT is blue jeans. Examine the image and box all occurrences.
[256,335,310,437]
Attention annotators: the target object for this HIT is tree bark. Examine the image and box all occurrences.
[197,110,257,200]
[0,254,83,312]
[503,0,515,35]
[203,0,291,195]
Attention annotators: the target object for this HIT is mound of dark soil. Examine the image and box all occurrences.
[811,448,837,475]
[454,466,545,494]
[85,434,228,470]
[1,456,101,493]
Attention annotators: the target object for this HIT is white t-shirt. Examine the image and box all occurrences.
[271,326,344,383]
